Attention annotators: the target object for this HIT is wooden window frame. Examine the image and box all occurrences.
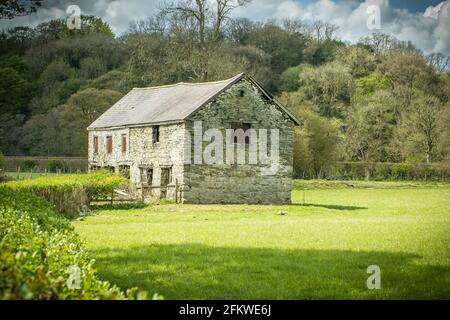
[106,135,113,154]
[152,125,160,143]
[121,134,127,153]
[93,136,99,154]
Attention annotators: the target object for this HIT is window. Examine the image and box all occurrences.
[231,122,251,144]
[93,136,99,154]
[121,134,127,153]
[152,126,160,143]
[239,89,245,97]
[106,136,113,154]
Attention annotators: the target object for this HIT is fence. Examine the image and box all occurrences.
[2,156,88,173]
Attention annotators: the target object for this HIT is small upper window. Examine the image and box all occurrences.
[152,126,160,143]
[239,90,245,97]
[106,136,113,154]
[231,122,251,144]
[121,134,127,153]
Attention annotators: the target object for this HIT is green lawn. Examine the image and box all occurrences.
[74,181,450,299]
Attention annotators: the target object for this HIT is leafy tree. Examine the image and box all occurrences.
[65,88,122,123]
[277,65,303,92]
[0,0,42,19]
[0,67,33,114]
[346,90,396,162]
[279,92,342,178]
[80,57,107,79]
[379,49,437,112]
[393,93,442,163]
[352,71,390,103]
[297,61,355,118]
[335,45,376,78]
[0,113,25,155]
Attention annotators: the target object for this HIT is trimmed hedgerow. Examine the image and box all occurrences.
[0,185,148,300]
[6,172,127,217]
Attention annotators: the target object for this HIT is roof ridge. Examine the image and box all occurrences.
[132,72,244,91]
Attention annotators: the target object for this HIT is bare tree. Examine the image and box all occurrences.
[214,0,251,41]
[128,12,169,35]
[309,20,338,43]
[427,53,450,73]
[360,33,397,55]
[163,0,209,46]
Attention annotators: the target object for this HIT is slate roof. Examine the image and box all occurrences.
[88,73,300,130]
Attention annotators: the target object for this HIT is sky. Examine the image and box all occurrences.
[1,0,449,55]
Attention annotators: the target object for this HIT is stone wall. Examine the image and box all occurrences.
[88,77,295,204]
[88,123,186,200]
[182,78,294,204]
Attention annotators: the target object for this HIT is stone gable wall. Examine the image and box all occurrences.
[182,78,294,204]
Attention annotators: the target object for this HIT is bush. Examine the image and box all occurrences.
[391,163,413,180]
[46,159,67,172]
[20,159,38,170]
[0,185,148,299]
[2,157,88,172]
[6,171,127,217]
[0,152,5,169]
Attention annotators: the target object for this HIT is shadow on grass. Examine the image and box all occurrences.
[293,203,369,211]
[90,244,448,300]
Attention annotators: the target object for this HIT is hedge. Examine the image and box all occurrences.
[294,162,450,180]
[6,172,127,217]
[0,185,148,300]
[2,157,88,173]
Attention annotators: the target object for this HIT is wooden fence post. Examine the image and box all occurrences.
[175,179,178,204]
[110,190,114,205]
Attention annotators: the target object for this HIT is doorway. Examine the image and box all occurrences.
[160,167,172,199]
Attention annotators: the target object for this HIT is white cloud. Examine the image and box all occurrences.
[234,0,450,55]
[0,0,449,55]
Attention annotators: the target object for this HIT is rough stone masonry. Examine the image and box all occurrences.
[87,73,300,204]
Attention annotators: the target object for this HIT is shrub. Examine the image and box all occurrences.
[391,163,413,180]
[46,159,67,172]
[0,185,148,299]
[20,159,38,170]
[0,152,5,169]
[6,171,127,217]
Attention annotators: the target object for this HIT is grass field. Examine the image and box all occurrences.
[74,181,450,299]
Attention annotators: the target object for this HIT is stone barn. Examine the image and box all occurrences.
[87,73,300,204]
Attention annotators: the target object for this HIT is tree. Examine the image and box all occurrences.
[0,67,33,115]
[346,90,396,162]
[297,61,355,118]
[359,33,397,55]
[352,71,390,103]
[437,103,450,161]
[279,92,343,178]
[379,49,437,113]
[394,93,442,163]
[427,53,450,73]
[335,45,376,78]
[0,0,42,19]
[64,88,122,123]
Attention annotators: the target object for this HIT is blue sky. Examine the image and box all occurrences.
[1,0,449,55]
